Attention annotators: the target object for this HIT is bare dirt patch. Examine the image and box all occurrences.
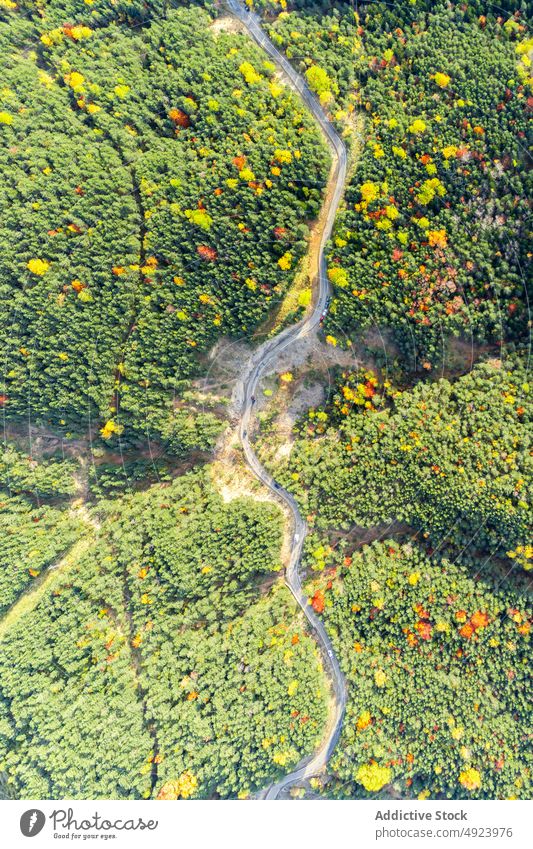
[328,521,415,552]
[249,335,361,470]
[442,336,496,378]
[209,15,247,37]
[268,333,359,380]
[361,325,401,361]
[249,333,360,422]
[3,422,91,460]
[264,380,325,465]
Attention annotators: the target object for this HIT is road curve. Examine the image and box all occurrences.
[227,0,348,800]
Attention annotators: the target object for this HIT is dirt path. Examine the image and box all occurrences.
[227,0,350,801]
[0,528,97,642]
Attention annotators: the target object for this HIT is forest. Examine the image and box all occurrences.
[255,351,531,799]
[0,0,329,450]
[262,353,531,568]
[0,464,327,798]
[262,0,532,368]
[0,0,332,801]
[307,540,531,800]
[0,0,531,804]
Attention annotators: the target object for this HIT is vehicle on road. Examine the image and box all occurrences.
[320,296,332,324]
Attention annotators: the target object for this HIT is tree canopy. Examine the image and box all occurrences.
[0,468,327,799]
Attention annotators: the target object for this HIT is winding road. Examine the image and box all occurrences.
[227,0,348,800]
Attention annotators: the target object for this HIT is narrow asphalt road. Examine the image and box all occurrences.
[227,0,348,800]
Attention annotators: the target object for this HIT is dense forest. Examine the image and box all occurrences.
[0,0,329,450]
[256,351,531,798]
[0,0,530,803]
[0,463,327,798]
[307,541,531,800]
[263,0,532,368]
[261,353,531,566]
